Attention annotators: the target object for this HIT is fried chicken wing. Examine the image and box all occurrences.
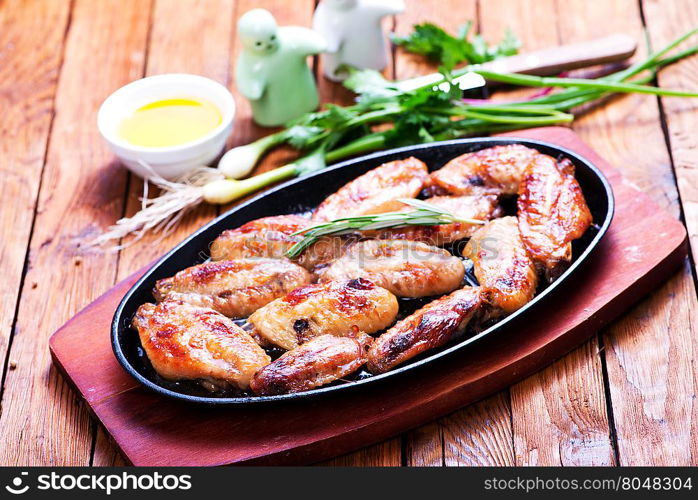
[517,156,593,279]
[209,214,351,271]
[153,258,312,318]
[250,333,372,395]
[311,157,429,222]
[464,216,538,315]
[367,287,483,374]
[374,195,502,245]
[247,278,398,350]
[132,301,270,390]
[210,215,307,262]
[320,240,465,298]
[424,145,541,197]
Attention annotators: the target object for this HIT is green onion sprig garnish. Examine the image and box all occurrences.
[285,198,485,259]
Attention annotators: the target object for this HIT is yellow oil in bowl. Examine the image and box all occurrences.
[118,97,222,148]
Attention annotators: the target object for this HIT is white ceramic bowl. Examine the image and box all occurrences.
[98,74,235,180]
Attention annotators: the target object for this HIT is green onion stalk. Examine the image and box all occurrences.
[93,29,698,247]
[202,28,698,206]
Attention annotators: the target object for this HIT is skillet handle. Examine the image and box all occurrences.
[481,33,637,77]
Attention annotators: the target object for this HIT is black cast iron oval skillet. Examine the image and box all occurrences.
[112,137,614,405]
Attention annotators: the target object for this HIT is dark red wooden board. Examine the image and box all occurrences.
[49,127,688,466]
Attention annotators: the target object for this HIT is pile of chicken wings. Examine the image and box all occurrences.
[132,144,592,396]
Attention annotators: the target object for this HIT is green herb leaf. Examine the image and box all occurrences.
[292,148,327,177]
[343,68,402,99]
[492,28,522,58]
[284,125,325,149]
[391,22,521,71]
[391,23,467,71]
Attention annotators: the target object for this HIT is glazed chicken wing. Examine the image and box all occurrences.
[153,258,312,318]
[210,214,307,262]
[424,145,541,197]
[311,157,429,222]
[320,240,465,298]
[209,214,351,271]
[374,195,502,245]
[250,332,372,395]
[247,278,398,350]
[367,287,483,374]
[464,216,538,315]
[517,156,593,279]
[132,301,270,390]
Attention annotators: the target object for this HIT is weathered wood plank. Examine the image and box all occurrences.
[611,0,698,465]
[314,29,361,108]
[404,422,442,466]
[0,0,152,466]
[558,0,697,465]
[0,0,71,404]
[441,393,514,466]
[4,0,691,467]
[392,0,516,467]
[602,262,697,465]
[92,430,127,467]
[558,1,680,215]
[114,0,234,279]
[324,439,402,467]
[510,341,614,465]
[480,0,615,466]
[643,0,698,272]
[91,0,234,466]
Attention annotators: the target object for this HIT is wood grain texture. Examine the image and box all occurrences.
[510,342,614,465]
[213,0,315,218]
[557,0,698,466]
[0,0,152,466]
[612,0,698,465]
[602,262,697,465]
[644,0,698,260]
[115,0,234,278]
[92,0,235,467]
[643,0,698,465]
[0,0,71,401]
[442,393,514,466]
[405,393,514,466]
[2,0,697,467]
[323,440,402,467]
[394,0,516,468]
[480,0,615,466]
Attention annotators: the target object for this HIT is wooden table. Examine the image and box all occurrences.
[1,0,696,466]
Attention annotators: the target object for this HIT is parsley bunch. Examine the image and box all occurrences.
[269,28,698,191]
[98,27,698,248]
[391,21,521,71]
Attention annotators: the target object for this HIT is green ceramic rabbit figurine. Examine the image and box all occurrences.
[236,8,326,127]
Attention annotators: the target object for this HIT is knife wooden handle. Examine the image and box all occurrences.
[481,33,637,77]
